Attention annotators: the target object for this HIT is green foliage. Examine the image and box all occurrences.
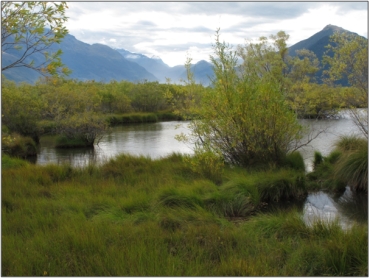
[164,56,204,119]
[183,30,303,168]
[1,133,38,158]
[183,150,224,184]
[286,83,341,119]
[1,2,70,76]
[128,81,168,112]
[1,78,46,141]
[324,32,368,137]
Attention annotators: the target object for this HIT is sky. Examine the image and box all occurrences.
[65,2,368,67]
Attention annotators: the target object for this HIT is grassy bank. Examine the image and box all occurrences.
[2,153,367,276]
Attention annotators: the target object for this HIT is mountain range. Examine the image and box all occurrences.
[1,24,363,86]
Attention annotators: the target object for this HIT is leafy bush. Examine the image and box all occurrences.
[1,133,37,157]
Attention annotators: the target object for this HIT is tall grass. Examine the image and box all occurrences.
[333,137,368,192]
[1,153,367,276]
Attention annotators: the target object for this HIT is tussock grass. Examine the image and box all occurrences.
[255,169,307,202]
[1,152,367,276]
[308,135,368,192]
[283,151,306,172]
[334,140,368,191]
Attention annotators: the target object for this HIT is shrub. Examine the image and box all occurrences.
[1,133,37,158]
[184,150,224,184]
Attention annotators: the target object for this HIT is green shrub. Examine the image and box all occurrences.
[2,133,37,157]
[184,150,224,184]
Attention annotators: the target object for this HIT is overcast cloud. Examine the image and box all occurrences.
[65,2,368,67]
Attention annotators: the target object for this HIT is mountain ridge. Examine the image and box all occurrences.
[2,25,364,85]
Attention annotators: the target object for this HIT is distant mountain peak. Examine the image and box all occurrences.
[322,24,345,32]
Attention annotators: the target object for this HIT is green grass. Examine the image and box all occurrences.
[308,135,368,192]
[1,153,368,276]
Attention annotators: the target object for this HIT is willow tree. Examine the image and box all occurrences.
[182,30,303,168]
[1,2,70,76]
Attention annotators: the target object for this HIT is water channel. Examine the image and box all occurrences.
[33,112,367,228]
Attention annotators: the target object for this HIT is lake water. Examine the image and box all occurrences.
[36,111,364,171]
[34,111,367,228]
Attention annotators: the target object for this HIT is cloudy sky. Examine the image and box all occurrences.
[65,2,368,67]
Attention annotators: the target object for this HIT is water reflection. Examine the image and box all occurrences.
[35,121,193,167]
[298,116,364,172]
[303,187,367,229]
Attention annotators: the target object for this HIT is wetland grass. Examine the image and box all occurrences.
[2,152,367,276]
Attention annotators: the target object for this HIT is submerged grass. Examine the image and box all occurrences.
[1,152,368,276]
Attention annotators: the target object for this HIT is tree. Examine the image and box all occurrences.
[237,31,290,96]
[180,30,304,167]
[164,56,204,118]
[1,2,70,76]
[324,32,368,137]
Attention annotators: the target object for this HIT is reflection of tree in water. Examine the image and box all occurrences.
[55,147,99,167]
[304,192,342,226]
[331,187,368,223]
[304,188,368,228]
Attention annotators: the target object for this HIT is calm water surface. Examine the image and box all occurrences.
[34,113,367,227]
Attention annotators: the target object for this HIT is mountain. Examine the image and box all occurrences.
[289,24,360,60]
[2,33,158,83]
[116,48,214,85]
[177,60,214,86]
[288,24,363,85]
[2,25,363,85]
